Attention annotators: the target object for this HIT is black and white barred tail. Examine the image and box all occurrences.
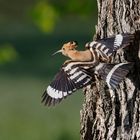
[94,62,134,89]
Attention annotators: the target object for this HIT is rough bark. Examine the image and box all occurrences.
[80,0,140,140]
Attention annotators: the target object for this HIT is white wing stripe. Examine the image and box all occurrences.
[90,41,97,47]
[47,86,66,99]
[106,63,127,88]
[114,34,123,48]
[69,67,78,75]
[83,78,91,85]
[75,74,87,83]
[103,48,109,54]
[100,45,105,51]
[70,71,83,79]
[96,43,101,49]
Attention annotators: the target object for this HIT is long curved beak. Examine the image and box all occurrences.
[52,50,62,56]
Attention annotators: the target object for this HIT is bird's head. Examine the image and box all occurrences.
[52,41,78,56]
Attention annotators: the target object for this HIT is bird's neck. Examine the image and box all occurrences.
[67,50,93,61]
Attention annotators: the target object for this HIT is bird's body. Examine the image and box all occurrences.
[65,49,93,61]
[42,33,135,106]
[53,33,134,63]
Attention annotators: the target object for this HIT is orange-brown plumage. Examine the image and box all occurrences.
[53,41,93,61]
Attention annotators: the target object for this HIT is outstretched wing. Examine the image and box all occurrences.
[85,33,134,57]
[42,61,133,106]
[42,61,95,106]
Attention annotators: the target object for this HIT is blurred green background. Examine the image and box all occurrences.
[0,0,97,139]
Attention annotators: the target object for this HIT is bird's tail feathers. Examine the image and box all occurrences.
[96,62,134,89]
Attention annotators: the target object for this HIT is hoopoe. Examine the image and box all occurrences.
[42,33,135,106]
[53,33,134,63]
[52,41,93,62]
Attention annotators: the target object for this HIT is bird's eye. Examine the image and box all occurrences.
[74,41,78,45]
[62,48,65,50]
[69,41,78,46]
[70,41,74,44]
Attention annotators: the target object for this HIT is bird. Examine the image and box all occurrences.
[42,33,135,106]
[53,33,135,63]
[52,41,93,62]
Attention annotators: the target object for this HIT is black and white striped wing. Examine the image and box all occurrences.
[42,63,93,106]
[42,69,76,106]
[86,33,134,56]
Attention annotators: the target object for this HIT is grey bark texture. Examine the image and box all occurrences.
[80,0,140,140]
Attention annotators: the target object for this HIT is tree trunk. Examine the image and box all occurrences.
[80,0,140,140]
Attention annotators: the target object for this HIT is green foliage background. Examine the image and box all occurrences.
[0,0,97,139]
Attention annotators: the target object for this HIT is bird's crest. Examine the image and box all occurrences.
[62,41,78,51]
[52,41,78,56]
